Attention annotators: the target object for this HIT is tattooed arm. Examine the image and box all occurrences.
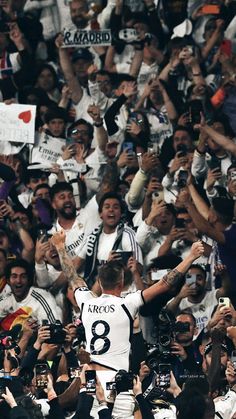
[142,241,204,303]
[51,231,86,290]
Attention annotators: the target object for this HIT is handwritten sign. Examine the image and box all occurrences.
[31,133,65,164]
[63,29,112,47]
[0,103,36,143]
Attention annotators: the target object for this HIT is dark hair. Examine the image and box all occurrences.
[173,125,193,139]
[5,259,34,285]
[24,169,49,185]
[98,261,124,290]
[176,388,207,419]
[33,183,51,197]
[98,192,123,213]
[189,264,207,279]
[44,106,68,124]
[50,182,73,201]
[122,167,138,181]
[35,63,59,90]
[67,118,94,139]
[178,310,197,327]
[184,375,209,396]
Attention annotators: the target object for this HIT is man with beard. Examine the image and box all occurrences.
[49,182,89,258]
[166,264,230,338]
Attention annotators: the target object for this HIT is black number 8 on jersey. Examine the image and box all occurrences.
[90,320,111,355]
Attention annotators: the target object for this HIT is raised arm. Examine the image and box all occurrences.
[55,34,83,104]
[51,231,86,290]
[87,104,108,152]
[143,241,204,303]
[200,124,236,157]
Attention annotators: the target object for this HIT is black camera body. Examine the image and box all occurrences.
[115,370,135,393]
[148,308,190,364]
[42,320,66,344]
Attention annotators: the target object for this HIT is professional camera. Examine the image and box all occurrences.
[115,370,135,393]
[42,320,66,344]
[150,308,190,362]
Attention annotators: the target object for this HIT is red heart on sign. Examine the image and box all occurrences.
[18,110,31,124]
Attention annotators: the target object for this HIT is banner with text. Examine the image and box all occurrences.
[0,103,36,143]
[63,29,112,47]
[31,133,65,164]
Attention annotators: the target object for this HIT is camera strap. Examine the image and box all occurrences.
[142,371,158,399]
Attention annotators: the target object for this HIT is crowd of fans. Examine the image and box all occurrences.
[1,0,236,418]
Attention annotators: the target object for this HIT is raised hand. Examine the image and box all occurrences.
[51,230,66,250]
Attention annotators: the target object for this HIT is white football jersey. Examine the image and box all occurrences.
[74,288,144,371]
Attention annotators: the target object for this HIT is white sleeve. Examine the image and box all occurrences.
[74,287,94,308]
[97,0,116,28]
[136,221,157,253]
[126,169,148,209]
[124,291,144,318]
[214,389,236,419]
[191,150,207,178]
[35,262,53,288]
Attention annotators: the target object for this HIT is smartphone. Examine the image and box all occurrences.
[186,274,196,287]
[177,169,188,189]
[123,142,134,155]
[68,366,82,379]
[220,40,232,58]
[35,363,48,389]
[201,4,220,14]
[85,370,96,394]
[207,156,221,171]
[219,297,230,309]
[106,381,116,391]
[158,363,171,388]
[189,100,203,125]
[148,142,159,155]
[231,350,236,369]
[175,218,185,229]
[176,144,187,157]
[151,269,169,281]
[0,384,6,399]
[115,251,133,265]
[37,229,48,243]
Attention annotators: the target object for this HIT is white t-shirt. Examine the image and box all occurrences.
[0,286,62,324]
[74,287,144,370]
[79,224,143,265]
[49,212,88,258]
[179,289,218,337]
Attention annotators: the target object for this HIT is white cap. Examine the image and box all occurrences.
[171,19,193,39]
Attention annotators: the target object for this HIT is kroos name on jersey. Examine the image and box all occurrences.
[88,304,115,314]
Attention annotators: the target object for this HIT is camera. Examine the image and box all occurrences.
[148,308,190,363]
[115,370,135,393]
[42,320,66,344]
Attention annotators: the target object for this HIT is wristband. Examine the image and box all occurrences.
[192,73,201,76]
[94,120,103,127]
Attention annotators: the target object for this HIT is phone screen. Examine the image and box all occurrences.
[106,381,116,391]
[158,364,171,388]
[85,370,96,394]
[35,364,48,389]
[68,367,82,379]
[186,274,196,287]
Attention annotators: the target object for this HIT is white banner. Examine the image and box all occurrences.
[31,133,65,164]
[0,103,36,143]
[63,29,112,47]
